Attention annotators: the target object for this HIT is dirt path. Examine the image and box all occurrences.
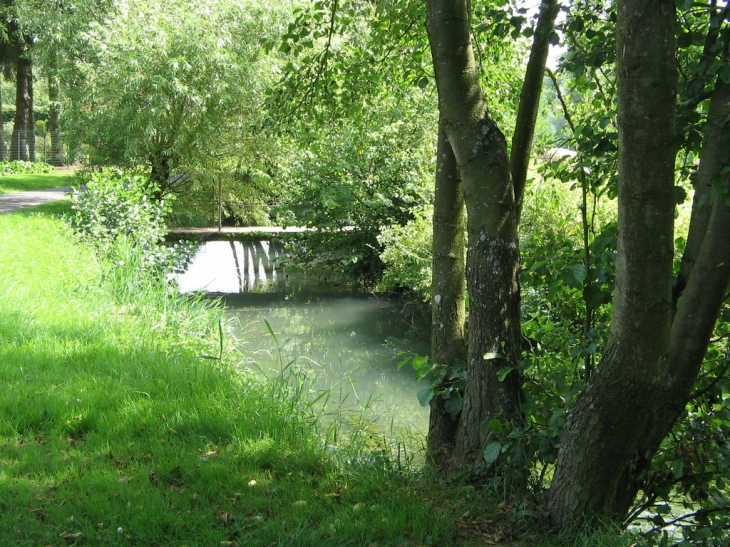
[0,187,73,214]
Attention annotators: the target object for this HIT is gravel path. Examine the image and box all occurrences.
[0,187,73,214]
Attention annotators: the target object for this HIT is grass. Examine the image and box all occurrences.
[0,212,456,546]
[0,208,640,547]
[0,170,74,193]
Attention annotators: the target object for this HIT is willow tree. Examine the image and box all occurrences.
[60,0,283,194]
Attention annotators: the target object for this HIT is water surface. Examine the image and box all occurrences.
[175,241,431,437]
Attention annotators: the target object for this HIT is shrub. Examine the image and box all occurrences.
[68,169,196,285]
[377,206,433,300]
[0,160,54,175]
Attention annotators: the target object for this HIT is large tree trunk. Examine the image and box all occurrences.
[427,121,466,467]
[427,0,523,473]
[547,0,677,522]
[625,78,730,508]
[10,55,30,162]
[425,0,557,475]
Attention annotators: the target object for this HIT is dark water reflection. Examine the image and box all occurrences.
[174,241,431,437]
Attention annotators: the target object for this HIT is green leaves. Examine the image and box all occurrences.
[483,441,502,465]
[62,0,280,186]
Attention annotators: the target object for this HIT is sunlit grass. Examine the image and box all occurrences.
[0,170,73,193]
[0,212,456,546]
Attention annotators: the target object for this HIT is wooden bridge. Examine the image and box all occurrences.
[166,225,314,242]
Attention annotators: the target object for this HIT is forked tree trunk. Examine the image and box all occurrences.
[626,78,730,508]
[547,0,677,522]
[425,0,558,474]
[428,121,466,467]
[427,0,523,472]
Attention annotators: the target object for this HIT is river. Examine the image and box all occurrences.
[174,240,431,443]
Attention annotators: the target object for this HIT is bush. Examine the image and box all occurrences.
[68,169,196,287]
[0,160,54,175]
[377,206,433,300]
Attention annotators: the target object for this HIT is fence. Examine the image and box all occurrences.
[2,129,68,166]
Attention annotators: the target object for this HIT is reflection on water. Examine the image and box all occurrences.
[174,240,343,294]
[175,241,430,438]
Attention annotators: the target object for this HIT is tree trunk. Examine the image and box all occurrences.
[0,72,5,161]
[427,120,466,468]
[149,153,172,199]
[10,55,30,162]
[49,67,64,166]
[510,0,559,220]
[425,0,558,475]
[427,0,523,473]
[27,65,35,162]
[624,78,730,507]
[547,0,677,522]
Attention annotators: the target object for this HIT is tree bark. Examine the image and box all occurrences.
[10,55,30,162]
[624,78,730,507]
[547,0,677,522]
[27,65,35,162]
[427,0,523,472]
[0,71,5,161]
[510,0,559,220]
[428,120,466,467]
[48,58,64,166]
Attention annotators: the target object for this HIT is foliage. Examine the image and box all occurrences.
[167,169,277,228]
[274,96,434,283]
[377,205,433,300]
[68,169,195,289]
[60,0,285,194]
[0,159,54,175]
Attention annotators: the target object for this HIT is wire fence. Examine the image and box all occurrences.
[1,130,68,166]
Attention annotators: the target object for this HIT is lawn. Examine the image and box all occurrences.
[0,170,75,193]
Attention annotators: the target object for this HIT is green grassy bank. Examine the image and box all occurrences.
[0,210,461,546]
[0,200,638,547]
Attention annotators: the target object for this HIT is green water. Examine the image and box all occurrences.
[175,241,431,438]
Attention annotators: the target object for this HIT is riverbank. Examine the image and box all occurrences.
[0,210,456,546]
[0,204,637,547]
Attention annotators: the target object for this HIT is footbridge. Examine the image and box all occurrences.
[166,225,313,243]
